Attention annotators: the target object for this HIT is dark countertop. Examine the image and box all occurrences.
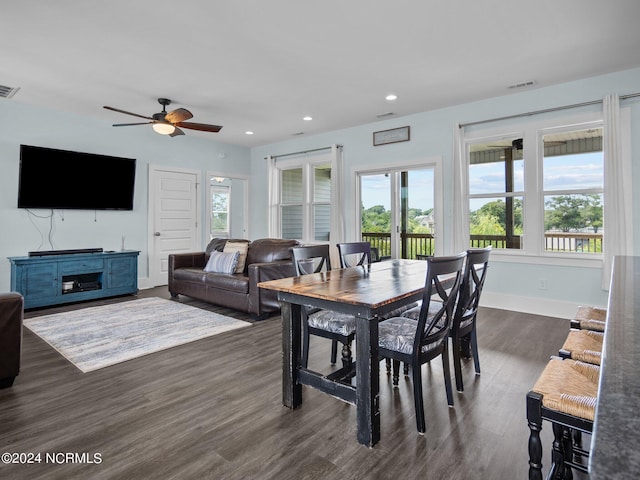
[590,256,640,478]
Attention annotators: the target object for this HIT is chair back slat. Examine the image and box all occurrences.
[291,245,332,276]
[415,253,466,353]
[337,242,372,268]
[454,247,491,327]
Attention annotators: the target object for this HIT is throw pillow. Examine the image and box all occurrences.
[223,241,249,274]
[203,250,240,274]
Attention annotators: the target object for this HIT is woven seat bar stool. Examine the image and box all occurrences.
[570,305,607,332]
[559,329,603,366]
[526,357,599,480]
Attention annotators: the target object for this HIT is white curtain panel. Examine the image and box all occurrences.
[452,123,469,255]
[329,144,346,266]
[602,94,633,289]
[266,155,280,238]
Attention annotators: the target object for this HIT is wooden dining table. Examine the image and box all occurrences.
[258,258,432,447]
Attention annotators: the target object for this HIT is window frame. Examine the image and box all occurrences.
[276,155,333,243]
[463,110,610,267]
[209,184,230,238]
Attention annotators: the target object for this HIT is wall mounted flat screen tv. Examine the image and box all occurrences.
[18,144,136,210]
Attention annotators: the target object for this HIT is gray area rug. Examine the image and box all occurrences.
[24,297,251,372]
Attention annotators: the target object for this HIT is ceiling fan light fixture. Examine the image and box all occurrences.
[152,122,176,135]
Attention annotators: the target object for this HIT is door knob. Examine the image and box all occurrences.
[154,232,161,236]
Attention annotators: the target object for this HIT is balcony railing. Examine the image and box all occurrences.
[362,231,603,258]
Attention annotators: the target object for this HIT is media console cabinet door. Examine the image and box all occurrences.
[107,256,137,289]
[23,262,58,300]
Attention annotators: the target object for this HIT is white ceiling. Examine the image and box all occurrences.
[3,0,640,148]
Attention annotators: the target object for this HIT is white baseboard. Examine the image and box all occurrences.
[137,277,155,290]
[480,291,585,320]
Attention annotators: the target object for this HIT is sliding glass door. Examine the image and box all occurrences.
[359,167,435,259]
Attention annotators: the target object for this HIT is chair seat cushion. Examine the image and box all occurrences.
[381,301,420,319]
[400,301,442,320]
[378,317,442,355]
[308,309,356,336]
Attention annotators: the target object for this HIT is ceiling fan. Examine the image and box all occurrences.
[103,98,223,137]
[486,138,524,150]
[487,138,566,149]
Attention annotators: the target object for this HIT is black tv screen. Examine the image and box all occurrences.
[18,145,136,210]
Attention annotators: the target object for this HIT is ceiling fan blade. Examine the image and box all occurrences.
[103,106,153,120]
[112,122,153,127]
[169,127,185,137]
[177,122,223,133]
[165,108,193,124]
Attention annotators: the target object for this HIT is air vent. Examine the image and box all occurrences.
[376,112,395,118]
[0,85,20,98]
[508,80,536,90]
[292,132,305,136]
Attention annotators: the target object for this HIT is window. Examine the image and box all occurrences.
[210,183,230,238]
[468,136,524,249]
[542,126,603,253]
[278,162,332,242]
[465,116,604,258]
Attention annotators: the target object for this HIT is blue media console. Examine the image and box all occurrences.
[8,250,140,309]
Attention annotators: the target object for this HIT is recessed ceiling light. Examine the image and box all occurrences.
[385,94,398,101]
[245,131,254,135]
[303,116,313,121]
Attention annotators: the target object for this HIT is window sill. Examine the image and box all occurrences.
[489,250,603,268]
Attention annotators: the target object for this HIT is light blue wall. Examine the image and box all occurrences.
[3,68,639,313]
[0,101,251,291]
[250,68,640,313]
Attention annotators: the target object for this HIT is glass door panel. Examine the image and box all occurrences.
[360,167,434,259]
[360,173,393,258]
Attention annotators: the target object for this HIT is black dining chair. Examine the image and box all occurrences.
[400,247,491,392]
[336,241,372,268]
[337,242,418,319]
[449,247,491,391]
[291,245,356,368]
[378,253,465,434]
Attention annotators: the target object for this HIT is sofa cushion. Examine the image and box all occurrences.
[204,250,239,274]
[205,238,249,257]
[203,273,249,294]
[246,238,299,265]
[224,241,250,273]
[172,268,208,283]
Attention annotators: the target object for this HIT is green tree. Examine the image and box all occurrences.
[469,199,523,235]
[470,212,505,235]
[545,195,600,232]
[361,204,390,232]
[582,194,603,233]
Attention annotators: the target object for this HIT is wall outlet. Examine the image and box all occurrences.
[538,278,548,290]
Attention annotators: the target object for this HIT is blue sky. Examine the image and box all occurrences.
[361,168,434,211]
[469,152,603,194]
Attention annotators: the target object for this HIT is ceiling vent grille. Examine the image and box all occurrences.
[0,85,20,98]
[508,80,536,90]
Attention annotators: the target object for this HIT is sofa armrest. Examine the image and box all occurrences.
[168,252,206,293]
[169,252,207,271]
[248,260,296,317]
[0,292,23,387]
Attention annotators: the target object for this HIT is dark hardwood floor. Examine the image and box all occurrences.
[1,288,582,479]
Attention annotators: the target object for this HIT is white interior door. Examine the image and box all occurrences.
[148,166,201,286]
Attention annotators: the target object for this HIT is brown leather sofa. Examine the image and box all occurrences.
[0,292,23,388]
[168,238,299,320]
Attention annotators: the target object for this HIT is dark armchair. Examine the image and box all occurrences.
[0,292,23,388]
